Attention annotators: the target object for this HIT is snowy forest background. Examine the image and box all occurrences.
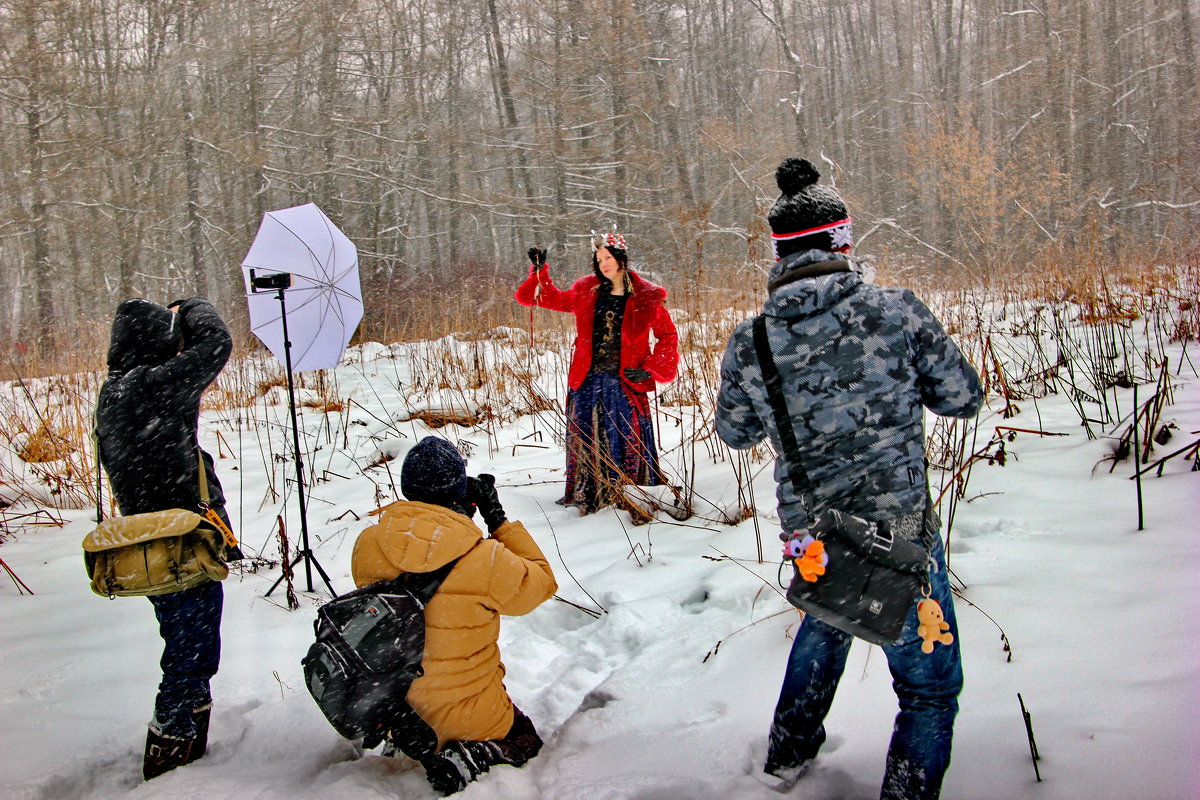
[1,0,1198,355]
[2,2,1200,798]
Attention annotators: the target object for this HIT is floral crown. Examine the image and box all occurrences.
[591,227,626,251]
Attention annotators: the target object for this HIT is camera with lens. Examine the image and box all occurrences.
[249,270,293,292]
[464,474,506,533]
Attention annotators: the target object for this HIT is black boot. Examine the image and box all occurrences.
[493,708,542,767]
[422,740,502,796]
[188,705,211,763]
[422,753,468,797]
[143,727,195,781]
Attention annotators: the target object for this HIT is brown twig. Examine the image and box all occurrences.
[0,555,34,594]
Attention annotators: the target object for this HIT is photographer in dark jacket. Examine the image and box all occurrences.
[95,296,236,780]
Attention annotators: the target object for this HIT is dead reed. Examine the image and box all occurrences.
[1,251,1196,565]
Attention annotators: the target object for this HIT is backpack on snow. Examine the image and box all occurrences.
[301,560,456,755]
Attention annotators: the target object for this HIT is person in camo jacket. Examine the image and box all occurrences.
[715,158,983,799]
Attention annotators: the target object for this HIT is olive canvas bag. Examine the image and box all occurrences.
[83,446,236,598]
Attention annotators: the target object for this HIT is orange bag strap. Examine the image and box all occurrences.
[196,446,238,548]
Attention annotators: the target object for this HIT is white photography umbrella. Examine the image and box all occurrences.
[242,202,362,373]
[241,202,361,599]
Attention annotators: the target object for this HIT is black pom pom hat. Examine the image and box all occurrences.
[767,158,853,259]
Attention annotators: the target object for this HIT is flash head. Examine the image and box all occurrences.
[249,270,293,292]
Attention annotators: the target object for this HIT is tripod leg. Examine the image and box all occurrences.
[264,552,304,598]
[265,551,337,599]
[303,551,338,598]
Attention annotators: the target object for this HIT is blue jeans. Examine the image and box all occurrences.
[767,536,962,800]
[147,579,224,738]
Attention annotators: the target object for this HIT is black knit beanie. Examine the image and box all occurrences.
[767,158,853,260]
[401,436,467,506]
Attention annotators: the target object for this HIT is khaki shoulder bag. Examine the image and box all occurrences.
[83,445,238,598]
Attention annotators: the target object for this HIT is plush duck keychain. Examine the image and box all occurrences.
[784,533,829,583]
[916,590,954,654]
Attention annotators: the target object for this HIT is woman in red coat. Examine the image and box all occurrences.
[515,231,679,514]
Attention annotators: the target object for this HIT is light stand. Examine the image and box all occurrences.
[251,270,337,599]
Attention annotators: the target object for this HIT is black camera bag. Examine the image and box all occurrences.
[784,509,929,646]
[302,560,456,755]
[752,315,930,646]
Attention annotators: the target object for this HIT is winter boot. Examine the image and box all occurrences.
[143,727,195,781]
[494,708,543,767]
[188,704,211,763]
[421,740,503,796]
[760,755,813,793]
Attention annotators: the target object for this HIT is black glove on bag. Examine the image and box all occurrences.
[623,367,651,383]
[468,474,507,533]
[527,247,546,268]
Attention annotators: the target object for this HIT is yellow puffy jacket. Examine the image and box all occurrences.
[350,501,557,746]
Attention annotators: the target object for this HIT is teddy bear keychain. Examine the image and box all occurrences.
[783,533,828,582]
[916,589,954,654]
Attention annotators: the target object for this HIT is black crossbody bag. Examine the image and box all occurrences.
[752,315,929,646]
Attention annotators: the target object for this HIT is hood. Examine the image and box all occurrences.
[354,501,482,581]
[106,299,181,373]
[763,249,862,322]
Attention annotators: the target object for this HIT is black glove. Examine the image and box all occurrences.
[527,247,547,268]
[623,367,651,383]
[467,474,507,533]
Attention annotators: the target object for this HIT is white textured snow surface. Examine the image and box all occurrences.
[2,319,1198,800]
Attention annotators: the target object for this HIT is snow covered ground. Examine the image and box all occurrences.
[2,300,1198,800]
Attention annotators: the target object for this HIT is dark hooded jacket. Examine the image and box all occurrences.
[96,297,233,518]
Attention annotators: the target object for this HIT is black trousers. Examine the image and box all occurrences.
[489,707,542,767]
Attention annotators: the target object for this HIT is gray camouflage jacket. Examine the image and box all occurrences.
[715,249,982,537]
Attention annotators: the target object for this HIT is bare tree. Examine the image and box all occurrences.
[0,0,1195,348]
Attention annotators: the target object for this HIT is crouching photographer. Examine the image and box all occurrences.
[349,436,558,795]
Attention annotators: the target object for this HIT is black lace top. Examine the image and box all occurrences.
[590,292,628,374]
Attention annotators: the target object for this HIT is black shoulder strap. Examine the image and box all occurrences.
[401,558,458,604]
[358,558,457,604]
[92,431,104,523]
[751,315,813,504]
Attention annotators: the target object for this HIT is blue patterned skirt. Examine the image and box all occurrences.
[561,372,661,514]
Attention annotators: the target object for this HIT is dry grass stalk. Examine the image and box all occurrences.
[1,244,1196,549]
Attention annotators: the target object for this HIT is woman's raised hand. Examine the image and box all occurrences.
[527,247,547,268]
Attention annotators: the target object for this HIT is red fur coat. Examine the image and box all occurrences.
[515,265,679,392]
